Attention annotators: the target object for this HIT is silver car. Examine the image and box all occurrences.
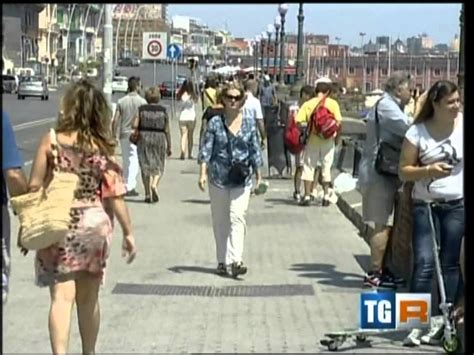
[18,76,49,100]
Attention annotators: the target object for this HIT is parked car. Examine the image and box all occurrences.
[131,57,141,66]
[159,81,180,98]
[2,74,19,93]
[112,76,128,94]
[17,76,49,100]
[118,57,140,67]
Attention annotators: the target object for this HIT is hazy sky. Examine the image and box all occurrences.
[168,3,462,46]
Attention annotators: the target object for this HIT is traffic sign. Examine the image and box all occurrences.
[167,43,182,60]
[142,32,167,60]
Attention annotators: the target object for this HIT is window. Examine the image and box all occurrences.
[334,67,340,75]
[381,68,388,76]
[434,68,441,76]
[349,66,355,75]
[416,67,423,75]
[366,67,372,75]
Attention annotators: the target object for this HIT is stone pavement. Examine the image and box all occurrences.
[3,118,442,353]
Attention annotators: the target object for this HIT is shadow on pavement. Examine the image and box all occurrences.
[168,265,217,275]
[290,262,365,289]
[181,199,210,205]
[264,198,298,206]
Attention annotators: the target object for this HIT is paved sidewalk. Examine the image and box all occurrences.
[3,118,441,353]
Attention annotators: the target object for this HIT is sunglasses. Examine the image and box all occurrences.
[225,93,244,101]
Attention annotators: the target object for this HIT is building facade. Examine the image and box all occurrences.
[2,4,45,69]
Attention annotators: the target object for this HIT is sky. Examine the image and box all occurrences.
[168,3,462,47]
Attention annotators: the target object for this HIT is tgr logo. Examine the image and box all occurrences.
[360,292,431,330]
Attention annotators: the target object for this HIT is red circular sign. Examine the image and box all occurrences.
[147,40,162,57]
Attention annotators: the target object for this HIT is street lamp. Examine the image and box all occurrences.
[129,5,147,57]
[64,4,77,76]
[81,5,92,62]
[273,15,281,83]
[295,3,304,84]
[261,30,266,76]
[278,3,289,88]
[266,24,273,77]
[114,4,126,65]
[46,4,58,83]
[255,35,261,77]
[93,5,105,60]
[359,32,366,94]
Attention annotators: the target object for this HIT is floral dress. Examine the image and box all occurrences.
[35,143,126,287]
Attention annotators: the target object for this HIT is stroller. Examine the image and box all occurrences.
[426,203,462,354]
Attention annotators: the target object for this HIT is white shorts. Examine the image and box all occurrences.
[301,141,335,182]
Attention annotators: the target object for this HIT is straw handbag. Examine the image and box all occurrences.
[11,129,79,250]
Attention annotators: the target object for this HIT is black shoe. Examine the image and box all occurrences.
[125,189,139,197]
[216,263,228,276]
[180,153,185,160]
[299,195,311,206]
[322,195,330,207]
[144,197,151,203]
[151,188,159,203]
[293,191,301,202]
[382,267,406,285]
[363,270,396,289]
[231,262,247,278]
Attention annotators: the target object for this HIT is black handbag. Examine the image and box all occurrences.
[374,99,401,177]
[221,117,251,186]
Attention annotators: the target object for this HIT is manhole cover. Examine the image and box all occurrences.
[112,283,314,297]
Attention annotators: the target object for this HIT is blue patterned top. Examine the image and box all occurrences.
[198,112,263,188]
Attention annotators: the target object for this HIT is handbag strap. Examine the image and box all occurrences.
[374,98,383,145]
[49,129,60,172]
[220,116,235,162]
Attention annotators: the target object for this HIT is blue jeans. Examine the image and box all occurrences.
[410,199,464,305]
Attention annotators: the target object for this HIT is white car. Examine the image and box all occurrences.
[112,76,128,94]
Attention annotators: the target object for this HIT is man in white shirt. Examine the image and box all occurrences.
[243,79,266,148]
[112,77,147,196]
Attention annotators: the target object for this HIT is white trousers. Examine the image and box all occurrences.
[120,138,139,191]
[208,183,251,265]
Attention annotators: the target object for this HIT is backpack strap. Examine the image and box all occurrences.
[49,128,60,172]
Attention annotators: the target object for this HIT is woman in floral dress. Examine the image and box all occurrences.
[27,80,137,355]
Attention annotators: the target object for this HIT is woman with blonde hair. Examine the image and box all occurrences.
[27,79,137,354]
[132,86,171,203]
[198,81,263,278]
[177,79,199,159]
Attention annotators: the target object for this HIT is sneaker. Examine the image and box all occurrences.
[363,270,396,289]
[420,316,444,345]
[299,195,311,206]
[403,328,423,347]
[216,263,228,276]
[293,191,302,202]
[383,267,405,285]
[125,189,139,197]
[231,261,247,278]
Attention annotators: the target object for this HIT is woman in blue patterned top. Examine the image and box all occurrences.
[198,81,263,278]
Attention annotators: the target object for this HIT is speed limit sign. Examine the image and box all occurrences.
[142,32,167,60]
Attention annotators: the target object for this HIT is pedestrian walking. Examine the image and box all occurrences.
[291,85,316,202]
[177,80,199,160]
[295,78,342,206]
[112,76,147,196]
[28,80,137,355]
[202,76,218,112]
[358,72,413,289]
[132,86,172,203]
[399,80,464,346]
[243,79,266,149]
[198,81,263,278]
[2,111,28,305]
[258,74,277,108]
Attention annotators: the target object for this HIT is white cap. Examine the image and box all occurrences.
[315,77,332,85]
[264,74,270,81]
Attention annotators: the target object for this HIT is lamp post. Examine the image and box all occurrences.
[266,24,273,76]
[273,15,281,83]
[64,4,77,77]
[129,5,147,57]
[260,31,266,77]
[359,32,366,94]
[93,5,105,60]
[278,3,289,89]
[291,2,305,97]
[114,4,126,65]
[81,5,92,62]
[458,4,464,98]
[46,4,58,84]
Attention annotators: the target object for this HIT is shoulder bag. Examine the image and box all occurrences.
[11,129,79,250]
[374,99,402,177]
[221,117,251,186]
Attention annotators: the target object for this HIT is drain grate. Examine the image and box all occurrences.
[112,283,314,297]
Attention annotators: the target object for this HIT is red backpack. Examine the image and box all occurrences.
[311,97,339,139]
[284,105,305,154]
